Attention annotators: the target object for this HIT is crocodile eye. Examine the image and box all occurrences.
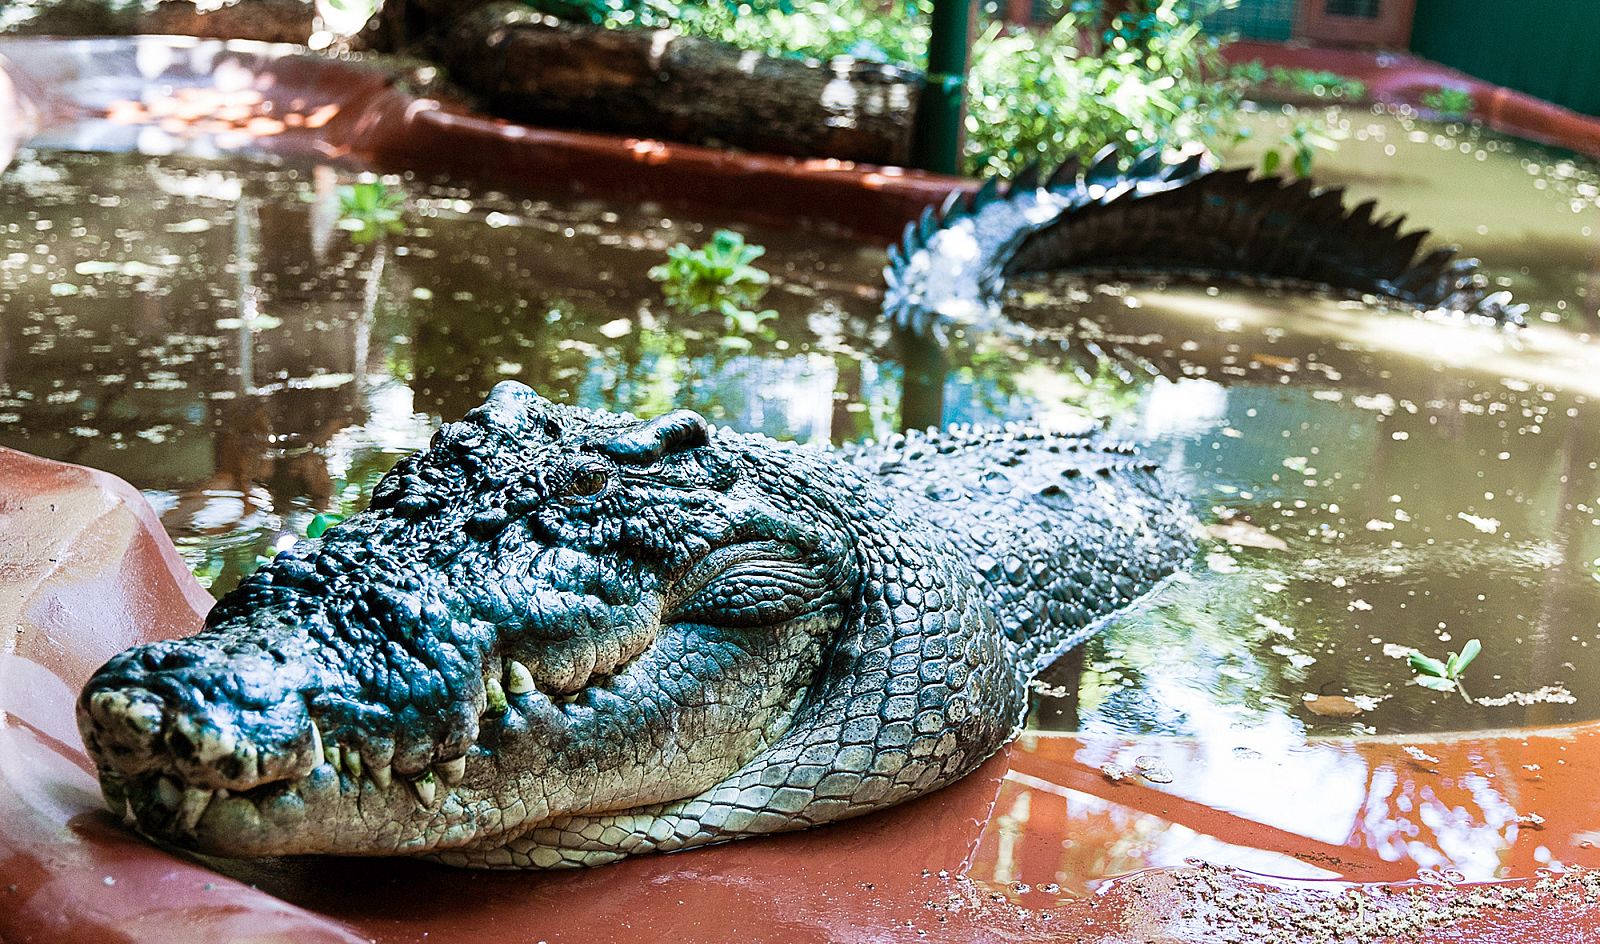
[564,464,610,501]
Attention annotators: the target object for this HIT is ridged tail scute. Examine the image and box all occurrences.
[882,145,1527,339]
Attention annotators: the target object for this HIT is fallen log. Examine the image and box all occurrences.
[376,1,921,165]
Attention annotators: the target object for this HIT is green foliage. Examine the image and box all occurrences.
[1255,120,1336,178]
[965,1,1238,178]
[1421,85,1474,119]
[1407,637,1481,699]
[648,229,778,346]
[1228,61,1367,101]
[1062,355,1144,419]
[525,0,931,64]
[649,228,770,306]
[337,180,406,244]
[306,512,345,539]
[647,1,931,65]
[528,0,1244,178]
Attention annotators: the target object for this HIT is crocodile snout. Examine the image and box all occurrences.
[77,637,322,835]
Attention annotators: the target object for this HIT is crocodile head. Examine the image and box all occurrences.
[77,381,858,859]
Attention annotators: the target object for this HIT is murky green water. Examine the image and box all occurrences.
[5,103,1600,742]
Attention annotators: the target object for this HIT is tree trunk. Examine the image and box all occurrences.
[384,3,920,165]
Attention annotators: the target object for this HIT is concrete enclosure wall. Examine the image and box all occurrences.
[1216,0,1600,120]
[1410,0,1600,119]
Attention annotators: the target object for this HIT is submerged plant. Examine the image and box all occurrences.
[1421,86,1474,120]
[1408,638,1481,701]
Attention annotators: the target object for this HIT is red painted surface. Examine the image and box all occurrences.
[1223,40,1600,159]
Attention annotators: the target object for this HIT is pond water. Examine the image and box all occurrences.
[4,102,1600,762]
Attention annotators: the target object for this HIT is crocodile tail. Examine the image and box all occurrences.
[882,145,1526,338]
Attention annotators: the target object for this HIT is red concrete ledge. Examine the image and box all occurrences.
[352,103,965,243]
[1224,40,1600,159]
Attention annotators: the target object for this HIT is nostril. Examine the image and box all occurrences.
[166,725,198,762]
[136,646,205,673]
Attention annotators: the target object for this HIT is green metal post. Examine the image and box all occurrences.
[909,0,972,174]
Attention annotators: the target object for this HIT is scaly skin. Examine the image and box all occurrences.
[78,381,1193,867]
[81,149,1511,868]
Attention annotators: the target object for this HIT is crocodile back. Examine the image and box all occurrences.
[844,424,1196,678]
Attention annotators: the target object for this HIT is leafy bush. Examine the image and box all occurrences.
[643,1,931,65]
[526,0,1246,177]
[965,1,1236,178]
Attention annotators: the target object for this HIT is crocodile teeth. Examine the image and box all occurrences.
[324,742,343,772]
[557,692,579,705]
[176,786,214,833]
[344,751,363,780]
[484,678,508,716]
[411,771,438,809]
[156,775,182,810]
[505,660,536,695]
[99,774,127,815]
[309,723,324,764]
[436,756,466,785]
[370,763,393,789]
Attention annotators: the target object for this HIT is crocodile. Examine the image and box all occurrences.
[78,149,1522,868]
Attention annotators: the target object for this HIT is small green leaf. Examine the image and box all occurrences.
[1452,638,1482,676]
[1292,149,1313,179]
[1415,676,1458,692]
[307,512,345,539]
[1408,652,1449,678]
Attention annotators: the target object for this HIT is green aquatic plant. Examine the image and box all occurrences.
[306,512,345,539]
[1421,86,1474,120]
[650,229,771,307]
[1408,638,1481,700]
[649,229,779,347]
[1258,120,1336,179]
[337,180,407,245]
